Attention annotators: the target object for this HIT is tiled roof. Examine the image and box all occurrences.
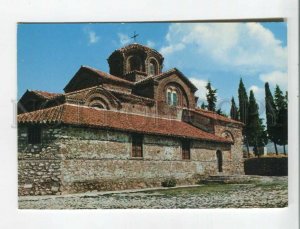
[18,104,231,144]
[134,68,198,92]
[30,90,63,100]
[83,66,133,85]
[193,108,244,125]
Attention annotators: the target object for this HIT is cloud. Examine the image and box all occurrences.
[259,71,287,90]
[160,23,287,74]
[83,27,100,45]
[189,77,208,100]
[88,31,100,44]
[118,33,131,46]
[146,40,155,48]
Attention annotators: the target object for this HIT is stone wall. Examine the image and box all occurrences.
[18,125,242,195]
[18,125,62,195]
[58,126,237,194]
[214,123,244,174]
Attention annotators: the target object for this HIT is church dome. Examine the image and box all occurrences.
[107,43,164,82]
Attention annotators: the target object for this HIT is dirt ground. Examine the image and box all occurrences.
[19,176,287,209]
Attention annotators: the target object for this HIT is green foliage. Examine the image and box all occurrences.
[216,108,227,117]
[247,90,268,152]
[230,97,239,120]
[161,177,177,187]
[200,102,206,109]
[205,81,217,111]
[273,85,288,153]
[238,78,249,125]
[264,82,278,150]
[274,85,286,110]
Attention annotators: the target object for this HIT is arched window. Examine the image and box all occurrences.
[166,87,178,106]
[148,59,158,76]
[129,56,142,71]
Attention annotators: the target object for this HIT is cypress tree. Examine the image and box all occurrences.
[230,97,239,120]
[200,102,206,109]
[238,78,250,155]
[216,108,227,117]
[264,82,278,155]
[274,85,288,155]
[205,81,217,112]
[238,78,249,124]
[247,90,268,157]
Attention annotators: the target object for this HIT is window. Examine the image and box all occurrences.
[129,56,142,71]
[149,59,157,76]
[132,134,143,157]
[28,125,42,144]
[166,88,178,106]
[182,140,190,160]
[149,62,155,75]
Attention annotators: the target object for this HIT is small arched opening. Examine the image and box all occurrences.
[148,59,158,76]
[216,150,223,173]
[128,56,142,72]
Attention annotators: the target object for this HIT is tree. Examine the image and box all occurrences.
[238,78,249,124]
[216,108,227,117]
[274,85,285,111]
[205,81,217,112]
[247,90,268,157]
[200,102,206,109]
[274,85,288,155]
[264,82,279,155]
[230,97,239,120]
[238,78,250,155]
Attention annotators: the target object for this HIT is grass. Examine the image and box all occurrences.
[139,179,287,197]
[140,183,252,196]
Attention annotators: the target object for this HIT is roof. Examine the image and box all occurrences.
[83,66,133,85]
[135,68,198,92]
[193,108,244,125]
[109,43,163,59]
[63,66,133,92]
[18,104,232,144]
[28,90,63,100]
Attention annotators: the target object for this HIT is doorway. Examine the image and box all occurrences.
[216,150,223,172]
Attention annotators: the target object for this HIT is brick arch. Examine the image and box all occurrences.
[156,76,196,108]
[221,130,235,142]
[84,87,121,110]
[163,82,189,107]
[146,57,160,75]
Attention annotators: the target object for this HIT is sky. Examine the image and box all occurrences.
[18,22,287,118]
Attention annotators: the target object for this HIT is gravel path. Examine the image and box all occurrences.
[19,176,287,209]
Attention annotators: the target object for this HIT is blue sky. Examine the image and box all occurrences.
[18,22,287,117]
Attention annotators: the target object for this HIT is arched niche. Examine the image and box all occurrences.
[148,58,159,76]
[127,55,143,72]
[84,87,121,110]
[221,130,234,142]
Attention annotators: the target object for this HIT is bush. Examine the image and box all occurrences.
[161,177,176,187]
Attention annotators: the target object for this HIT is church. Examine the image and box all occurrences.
[18,42,244,195]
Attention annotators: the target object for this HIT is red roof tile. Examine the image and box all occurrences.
[193,108,244,125]
[18,104,231,143]
[30,90,63,99]
[83,66,133,85]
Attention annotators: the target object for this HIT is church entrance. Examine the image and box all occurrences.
[216,150,223,172]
